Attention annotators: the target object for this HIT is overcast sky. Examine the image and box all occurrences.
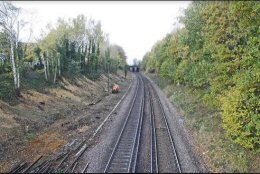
[13,1,191,65]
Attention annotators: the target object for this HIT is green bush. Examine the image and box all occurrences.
[221,87,259,150]
[141,1,260,151]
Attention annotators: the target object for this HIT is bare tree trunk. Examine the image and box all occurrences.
[53,56,57,83]
[53,62,57,83]
[1,1,22,94]
[16,21,20,90]
[107,59,110,92]
[58,54,61,76]
[43,54,48,81]
[10,38,18,89]
[83,44,88,73]
[17,67,20,88]
[46,52,50,81]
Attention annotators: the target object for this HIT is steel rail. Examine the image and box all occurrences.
[130,74,145,172]
[149,85,154,173]
[104,75,140,172]
[126,74,144,173]
[149,84,159,173]
[81,162,90,173]
[151,83,182,173]
[104,74,144,173]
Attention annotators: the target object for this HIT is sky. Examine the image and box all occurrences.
[13,1,191,65]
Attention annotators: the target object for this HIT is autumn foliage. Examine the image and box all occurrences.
[142,1,260,150]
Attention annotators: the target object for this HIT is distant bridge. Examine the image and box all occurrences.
[129,65,140,72]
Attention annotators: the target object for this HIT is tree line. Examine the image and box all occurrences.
[142,1,259,151]
[0,2,127,96]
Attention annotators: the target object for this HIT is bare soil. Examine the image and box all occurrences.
[0,72,211,173]
[0,71,131,173]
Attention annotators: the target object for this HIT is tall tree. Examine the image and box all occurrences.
[0,2,21,94]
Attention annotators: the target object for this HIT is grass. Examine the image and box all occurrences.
[0,69,53,104]
[1,68,64,105]
[0,73,17,103]
[146,73,260,173]
[85,70,103,80]
[0,66,117,104]
[21,69,62,93]
[26,132,37,142]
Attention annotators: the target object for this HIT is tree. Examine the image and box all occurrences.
[0,2,21,94]
[110,44,127,72]
[38,15,124,82]
[33,46,42,66]
[142,1,260,150]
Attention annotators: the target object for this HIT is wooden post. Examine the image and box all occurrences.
[124,64,127,79]
[108,59,110,93]
[106,48,110,93]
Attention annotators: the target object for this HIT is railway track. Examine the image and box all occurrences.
[149,82,181,173]
[8,77,135,174]
[104,73,181,173]
[104,74,145,173]
[136,74,181,173]
[8,73,182,173]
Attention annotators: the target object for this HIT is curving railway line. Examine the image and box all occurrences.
[8,73,182,173]
[104,74,145,173]
[104,73,181,173]
[148,80,181,173]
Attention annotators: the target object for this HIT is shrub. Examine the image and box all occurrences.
[221,87,260,150]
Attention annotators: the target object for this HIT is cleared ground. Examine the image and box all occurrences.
[1,72,210,173]
[0,71,131,172]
